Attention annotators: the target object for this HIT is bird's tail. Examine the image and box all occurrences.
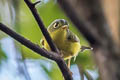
[73,46,93,62]
[80,46,93,52]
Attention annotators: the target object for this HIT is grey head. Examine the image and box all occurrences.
[48,19,69,32]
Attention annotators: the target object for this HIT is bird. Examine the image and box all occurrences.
[40,19,92,68]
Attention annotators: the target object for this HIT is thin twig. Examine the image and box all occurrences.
[33,1,41,6]
[0,23,73,80]
[24,0,59,53]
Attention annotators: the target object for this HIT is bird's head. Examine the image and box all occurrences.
[48,19,69,33]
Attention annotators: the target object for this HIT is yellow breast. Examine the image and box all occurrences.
[42,28,81,60]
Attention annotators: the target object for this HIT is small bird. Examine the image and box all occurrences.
[41,19,92,68]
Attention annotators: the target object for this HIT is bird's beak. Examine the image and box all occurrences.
[62,25,69,30]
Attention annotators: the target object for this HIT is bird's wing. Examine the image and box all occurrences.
[40,38,45,47]
[67,30,80,42]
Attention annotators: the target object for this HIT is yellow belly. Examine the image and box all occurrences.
[42,29,81,60]
[62,41,81,60]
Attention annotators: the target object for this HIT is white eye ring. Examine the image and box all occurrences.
[53,22,59,28]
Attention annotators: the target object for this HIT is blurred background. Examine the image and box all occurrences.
[0,0,119,80]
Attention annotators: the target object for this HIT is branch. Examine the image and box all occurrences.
[24,0,59,53]
[0,23,73,80]
[23,0,73,79]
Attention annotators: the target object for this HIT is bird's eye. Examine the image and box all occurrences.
[53,22,59,28]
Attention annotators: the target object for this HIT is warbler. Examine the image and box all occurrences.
[41,19,92,68]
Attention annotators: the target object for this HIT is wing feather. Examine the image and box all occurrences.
[67,30,80,42]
